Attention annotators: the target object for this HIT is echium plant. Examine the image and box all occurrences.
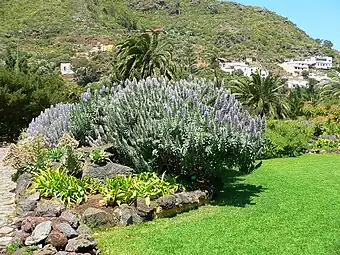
[83,77,266,181]
[26,103,74,146]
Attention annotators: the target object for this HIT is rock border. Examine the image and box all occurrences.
[5,172,211,255]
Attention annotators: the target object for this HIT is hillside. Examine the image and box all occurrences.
[0,0,339,70]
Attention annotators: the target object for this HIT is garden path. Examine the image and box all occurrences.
[0,147,16,250]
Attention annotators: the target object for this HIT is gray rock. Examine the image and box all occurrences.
[15,173,32,202]
[65,235,97,252]
[32,244,57,255]
[81,208,118,227]
[114,204,143,226]
[55,252,68,255]
[135,197,157,219]
[157,194,176,209]
[82,162,134,182]
[25,221,52,245]
[60,210,79,228]
[0,236,12,247]
[0,226,14,234]
[35,199,65,217]
[55,222,78,238]
[17,192,40,215]
[77,223,93,236]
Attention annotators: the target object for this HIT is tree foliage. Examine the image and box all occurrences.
[229,73,290,118]
[115,33,177,81]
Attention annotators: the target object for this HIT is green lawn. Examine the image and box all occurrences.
[95,154,340,255]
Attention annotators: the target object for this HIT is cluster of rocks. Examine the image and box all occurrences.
[5,172,99,255]
[10,198,99,255]
[81,190,210,228]
[5,165,211,254]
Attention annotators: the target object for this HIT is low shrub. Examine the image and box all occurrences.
[32,167,87,205]
[263,120,314,159]
[312,137,339,150]
[0,68,77,141]
[102,172,183,206]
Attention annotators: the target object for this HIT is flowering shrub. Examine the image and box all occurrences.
[75,77,266,181]
[26,103,74,146]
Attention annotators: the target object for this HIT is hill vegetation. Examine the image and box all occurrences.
[1,0,339,70]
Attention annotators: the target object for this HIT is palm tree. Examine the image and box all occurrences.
[318,80,340,102]
[229,73,290,118]
[115,32,176,81]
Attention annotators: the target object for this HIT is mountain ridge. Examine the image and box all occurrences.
[0,0,339,71]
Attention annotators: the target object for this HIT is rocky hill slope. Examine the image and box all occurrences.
[0,0,339,69]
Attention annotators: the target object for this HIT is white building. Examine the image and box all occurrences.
[280,56,333,75]
[60,63,74,75]
[219,59,268,77]
[307,56,333,69]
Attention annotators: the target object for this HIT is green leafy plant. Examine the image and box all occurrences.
[47,147,65,161]
[32,167,87,205]
[312,138,339,149]
[101,172,182,206]
[263,120,314,159]
[82,176,105,195]
[89,148,109,165]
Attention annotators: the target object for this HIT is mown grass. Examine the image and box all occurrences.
[95,154,340,255]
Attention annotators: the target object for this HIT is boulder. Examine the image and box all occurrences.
[55,222,78,238]
[17,192,40,215]
[81,208,118,227]
[46,230,68,250]
[82,162,134,182]
[77,223,93,236]
[135,197,157,219]
[114,204,143,226]
[60,211,79,229]
[157,194,176,209]
[15,173,32,202]
[32,244,57,255]
[35,199,65,217]
[22,217,49,233]
[65,235,97,253]
[25,221,52,245]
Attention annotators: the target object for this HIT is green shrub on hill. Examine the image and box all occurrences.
[263,120,314,159]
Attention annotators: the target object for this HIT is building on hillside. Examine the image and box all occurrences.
[60,63,74,75]
[279,61,309,77]
[218,59,268,77]
[279,56,333,75]
[307,56,333,69]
